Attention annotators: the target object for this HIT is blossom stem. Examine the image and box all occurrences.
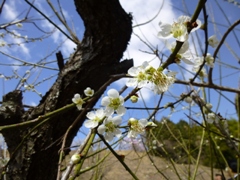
[68,129,96,180]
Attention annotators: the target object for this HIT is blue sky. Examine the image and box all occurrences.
[0,0,240,146]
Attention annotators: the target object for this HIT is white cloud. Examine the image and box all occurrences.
[40,14,76,57]
[2,1,18,21]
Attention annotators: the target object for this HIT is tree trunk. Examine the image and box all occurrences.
[0,0,132,179]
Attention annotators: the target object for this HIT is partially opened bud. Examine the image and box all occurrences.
[130,95,138,103]
[71,154,80,164]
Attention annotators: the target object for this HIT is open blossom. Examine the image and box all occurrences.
[84,87,94,97]
[97,115,122,142]
[152,70,176,94]
[127,61,176,94]
[192,57,207,77]
[208,35,219,48]
[72,93,85,110]
[127,118,148,138]
[158,15,201,42]
[126,61,151,88]
[84,108,106,128]
[167,41,194,65]
[101,89,126,116]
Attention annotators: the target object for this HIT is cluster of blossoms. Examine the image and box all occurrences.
[157,15,219,75]
[126,61,176,94]
[72,88,157,142]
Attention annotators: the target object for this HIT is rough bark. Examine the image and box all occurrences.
[0,0,132,179]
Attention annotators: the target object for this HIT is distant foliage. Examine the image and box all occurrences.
[147,118,239,169]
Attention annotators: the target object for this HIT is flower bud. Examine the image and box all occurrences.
[130,95,138,103]
[71,154,80,164]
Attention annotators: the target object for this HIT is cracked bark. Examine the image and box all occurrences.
[0,0,132,179]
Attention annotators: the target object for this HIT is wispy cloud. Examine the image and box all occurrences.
[2,1,18,21]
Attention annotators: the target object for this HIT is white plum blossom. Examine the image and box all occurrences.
[208,35,219,48]
[151,70,176,94]
[158,15,201,42]
[97,115,122,142]
[101,89,126,116]
[127,118,148,138]
[205,53,214,68]
[72,93,85,110]
[84,87,94,97]
[126,61,151,88]
[84,108,106,128]
[167,41,194,65]
[192,57,207,77]
[127,61,176,94]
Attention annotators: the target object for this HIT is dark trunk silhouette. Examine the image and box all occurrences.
[0,0,132,179]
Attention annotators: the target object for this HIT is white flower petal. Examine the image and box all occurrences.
[97,125,106,134]
[181,57,194,65]
[96,108,105,118]
[112,116,122,125]
[114,128,122,138]
[101,97,110,106]
[141,61,150,69]
[119,96,124,105]
[105,132,114,142]
[127,130,138,138]
[86,111,95,120]
[116,106,126,116]
[104,107,114,116]
[76,104,82,110]
[126,78,138,87]
[137,80,148,88]
[177,15,190,23]
[107,89,119,98]
[179,41,189,54]
[128,67,139,76]
[158,23,172,39]
[84,120,98,128]
[139,119,148,127]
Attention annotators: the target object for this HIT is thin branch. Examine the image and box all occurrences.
[175,79,240,93]
[25,0,77,44]
[209,19,240,84]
